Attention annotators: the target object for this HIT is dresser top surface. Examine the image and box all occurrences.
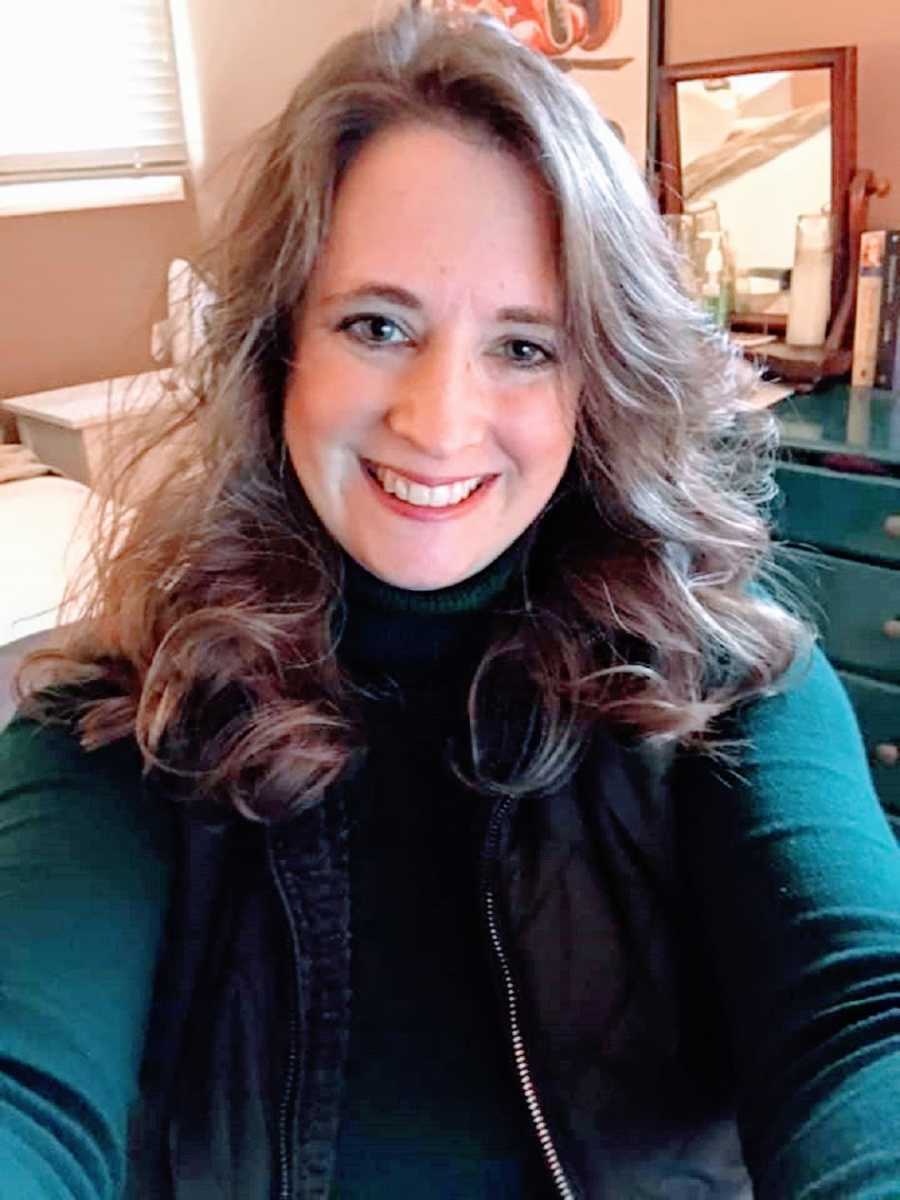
[774,384,900,470]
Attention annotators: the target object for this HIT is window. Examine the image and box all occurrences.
[0,0,188,211]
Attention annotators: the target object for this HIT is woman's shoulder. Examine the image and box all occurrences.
[733,640,870,777]
[0,713,175,1199]
[0,709,175,871]
[683,640,897,849]
[1,705,141,788]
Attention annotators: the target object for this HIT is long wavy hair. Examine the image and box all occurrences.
[19,4,816,820]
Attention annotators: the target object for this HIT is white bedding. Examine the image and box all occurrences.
[0,475,96,645]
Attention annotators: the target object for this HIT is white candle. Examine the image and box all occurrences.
[787,214,833,348]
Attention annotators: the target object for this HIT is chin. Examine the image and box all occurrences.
[363,553,485,592]
[378,567,471,592]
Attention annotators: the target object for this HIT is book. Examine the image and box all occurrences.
[852,230,887,387]
[875,231,900,390]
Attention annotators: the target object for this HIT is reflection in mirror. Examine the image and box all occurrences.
[675,68,832,317]
[774,389,900,462]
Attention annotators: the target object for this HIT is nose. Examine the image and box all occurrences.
[385,339,487,460]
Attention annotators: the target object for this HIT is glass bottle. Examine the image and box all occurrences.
[685,199,721,298]
[663,213,699,297]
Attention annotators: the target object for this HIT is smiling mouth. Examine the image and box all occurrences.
[362,459,492,509]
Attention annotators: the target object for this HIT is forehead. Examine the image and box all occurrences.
[308,121,561,306]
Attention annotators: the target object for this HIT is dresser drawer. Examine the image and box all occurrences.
[774,462,900,565]
[775,545,900,682]
[837,669,900,824]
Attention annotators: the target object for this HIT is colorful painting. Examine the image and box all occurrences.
[415,1,622,57]
[414,0,656,168]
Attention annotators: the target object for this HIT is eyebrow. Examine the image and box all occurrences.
[321,282,562,329]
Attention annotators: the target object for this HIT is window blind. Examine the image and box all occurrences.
[0,0,187,184]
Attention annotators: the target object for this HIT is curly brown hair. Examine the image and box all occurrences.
[18,4,816,820]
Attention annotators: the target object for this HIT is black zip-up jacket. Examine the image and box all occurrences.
[2,553,900,1198]
[120,644,900,1199]
[125,721,739,1200]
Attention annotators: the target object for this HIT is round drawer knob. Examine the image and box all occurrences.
[875,743,900,767]
[885,515,900,538]
[883,619,900,639]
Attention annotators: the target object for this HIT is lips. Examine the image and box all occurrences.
[361,457,493,487]
[360,456,498,521]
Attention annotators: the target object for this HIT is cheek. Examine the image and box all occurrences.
[284,356,377,451]
[503,392,576,475]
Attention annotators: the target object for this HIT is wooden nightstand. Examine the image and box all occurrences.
[2,371,181,501]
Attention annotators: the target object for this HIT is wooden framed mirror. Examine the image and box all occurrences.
[657,47,884,385]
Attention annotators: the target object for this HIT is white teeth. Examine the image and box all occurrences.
[372,465,484,508]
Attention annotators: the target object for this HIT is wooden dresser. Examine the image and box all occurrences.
[772,384,900,835]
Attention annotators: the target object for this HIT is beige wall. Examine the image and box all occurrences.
[666,0,900,230]
[0,198,199,420]
[184,0,391,230]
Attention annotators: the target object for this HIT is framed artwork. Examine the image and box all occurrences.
[411,1,662,173]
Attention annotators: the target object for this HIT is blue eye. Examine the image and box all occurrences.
[338,314,407,345]
[503,338,555,369]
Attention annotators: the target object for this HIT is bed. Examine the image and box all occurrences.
[0,466,94,647]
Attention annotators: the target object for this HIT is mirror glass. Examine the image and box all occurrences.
[675,68,832,316]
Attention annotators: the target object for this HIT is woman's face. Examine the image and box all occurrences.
[283,121,580,590]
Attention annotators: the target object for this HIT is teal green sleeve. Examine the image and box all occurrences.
[0,717,174,1199]
[677,645,900,1198]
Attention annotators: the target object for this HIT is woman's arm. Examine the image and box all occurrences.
[676,644,900,1199]
[0,717,173,1199]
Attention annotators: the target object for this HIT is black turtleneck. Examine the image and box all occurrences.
[331,539,554,1198]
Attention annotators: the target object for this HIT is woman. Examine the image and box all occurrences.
[2,6,899,1198]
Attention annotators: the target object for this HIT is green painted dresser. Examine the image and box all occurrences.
[772,383,900,836]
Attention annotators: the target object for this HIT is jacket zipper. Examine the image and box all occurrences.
[481,798,578,1200]
[267,833,302,1200]
[277,1010,299,1200]
[267,803,577,1199]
